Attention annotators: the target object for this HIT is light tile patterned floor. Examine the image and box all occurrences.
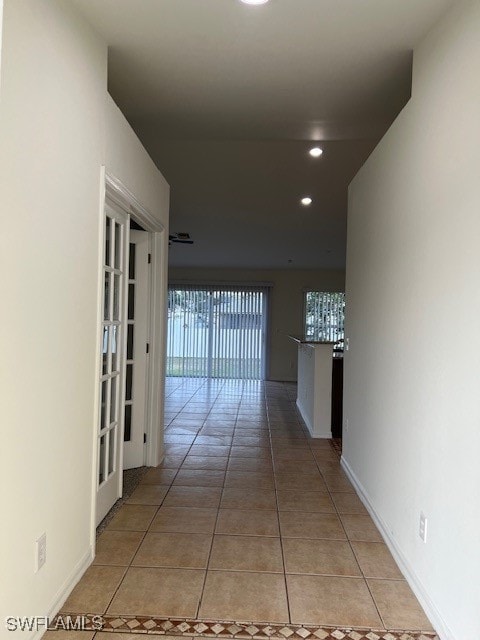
[58,378,437,638]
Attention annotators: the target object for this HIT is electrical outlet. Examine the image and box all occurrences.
[345,418,349,432]
[35,533,47,572]
[419,512,428,543]
[345,337,350,351]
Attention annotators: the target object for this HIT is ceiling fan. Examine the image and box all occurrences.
[169,232,194,246]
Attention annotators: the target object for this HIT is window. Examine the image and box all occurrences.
[304,291,345,345]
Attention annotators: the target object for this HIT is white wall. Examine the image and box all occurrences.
[297,344,333,438]
[0,1,4,90]
[0,1,169,635]
[0,1,106,631]
[169,267,345,381]
[344,2,480,638]
[105,95,170,468]
[105,95,170,222]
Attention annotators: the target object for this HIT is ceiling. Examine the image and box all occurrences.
[72,0,453,269]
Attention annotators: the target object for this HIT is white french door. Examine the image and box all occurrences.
[123,229,150,469]
[96,204,129,525]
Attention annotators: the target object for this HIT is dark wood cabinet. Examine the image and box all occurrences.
[331,357,344,438]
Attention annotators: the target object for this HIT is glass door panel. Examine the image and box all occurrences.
[123,229,149,470]
[96,205,128,526]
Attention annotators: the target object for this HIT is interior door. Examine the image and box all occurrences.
[123,228,150,469]
[96,204,129,525]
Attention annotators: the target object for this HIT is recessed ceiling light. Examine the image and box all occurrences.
[301,197,313,206]
[240,0,269,4]
[309,147,323,158]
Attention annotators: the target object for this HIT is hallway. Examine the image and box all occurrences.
[59,378,435,637]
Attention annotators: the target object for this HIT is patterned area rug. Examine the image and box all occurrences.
[51,614,439,640]
[330,438,342,456]
[96,466,148,536]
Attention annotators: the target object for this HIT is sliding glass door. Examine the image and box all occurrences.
[167,286,268,379]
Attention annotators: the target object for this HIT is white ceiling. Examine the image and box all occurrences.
[72,0,454,269]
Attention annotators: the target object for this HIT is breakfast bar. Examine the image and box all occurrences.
[290,336,336,438]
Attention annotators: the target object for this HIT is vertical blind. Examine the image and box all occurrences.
[304,291,345,344]
[167,285,269,379]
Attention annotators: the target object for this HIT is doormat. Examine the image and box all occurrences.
[330,438,342,456]
[96,466,148,537]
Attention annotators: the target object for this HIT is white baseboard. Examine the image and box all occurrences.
[341,457,455,640]
[296,400,332,439]
[33,547,94,640]
[153,451,165,468]
[296,398,314,434]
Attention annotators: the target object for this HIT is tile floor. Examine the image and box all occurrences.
[61,378,435,635]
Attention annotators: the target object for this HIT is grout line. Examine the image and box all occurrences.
[103,379,400,631]
[194,378,232,618]
[100,433,191,615]
[268,383,293,625]
[308,423,387,628]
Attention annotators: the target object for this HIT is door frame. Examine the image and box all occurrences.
[96,200,130,525]
[90,169,168,538]
[123,228,150,470]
